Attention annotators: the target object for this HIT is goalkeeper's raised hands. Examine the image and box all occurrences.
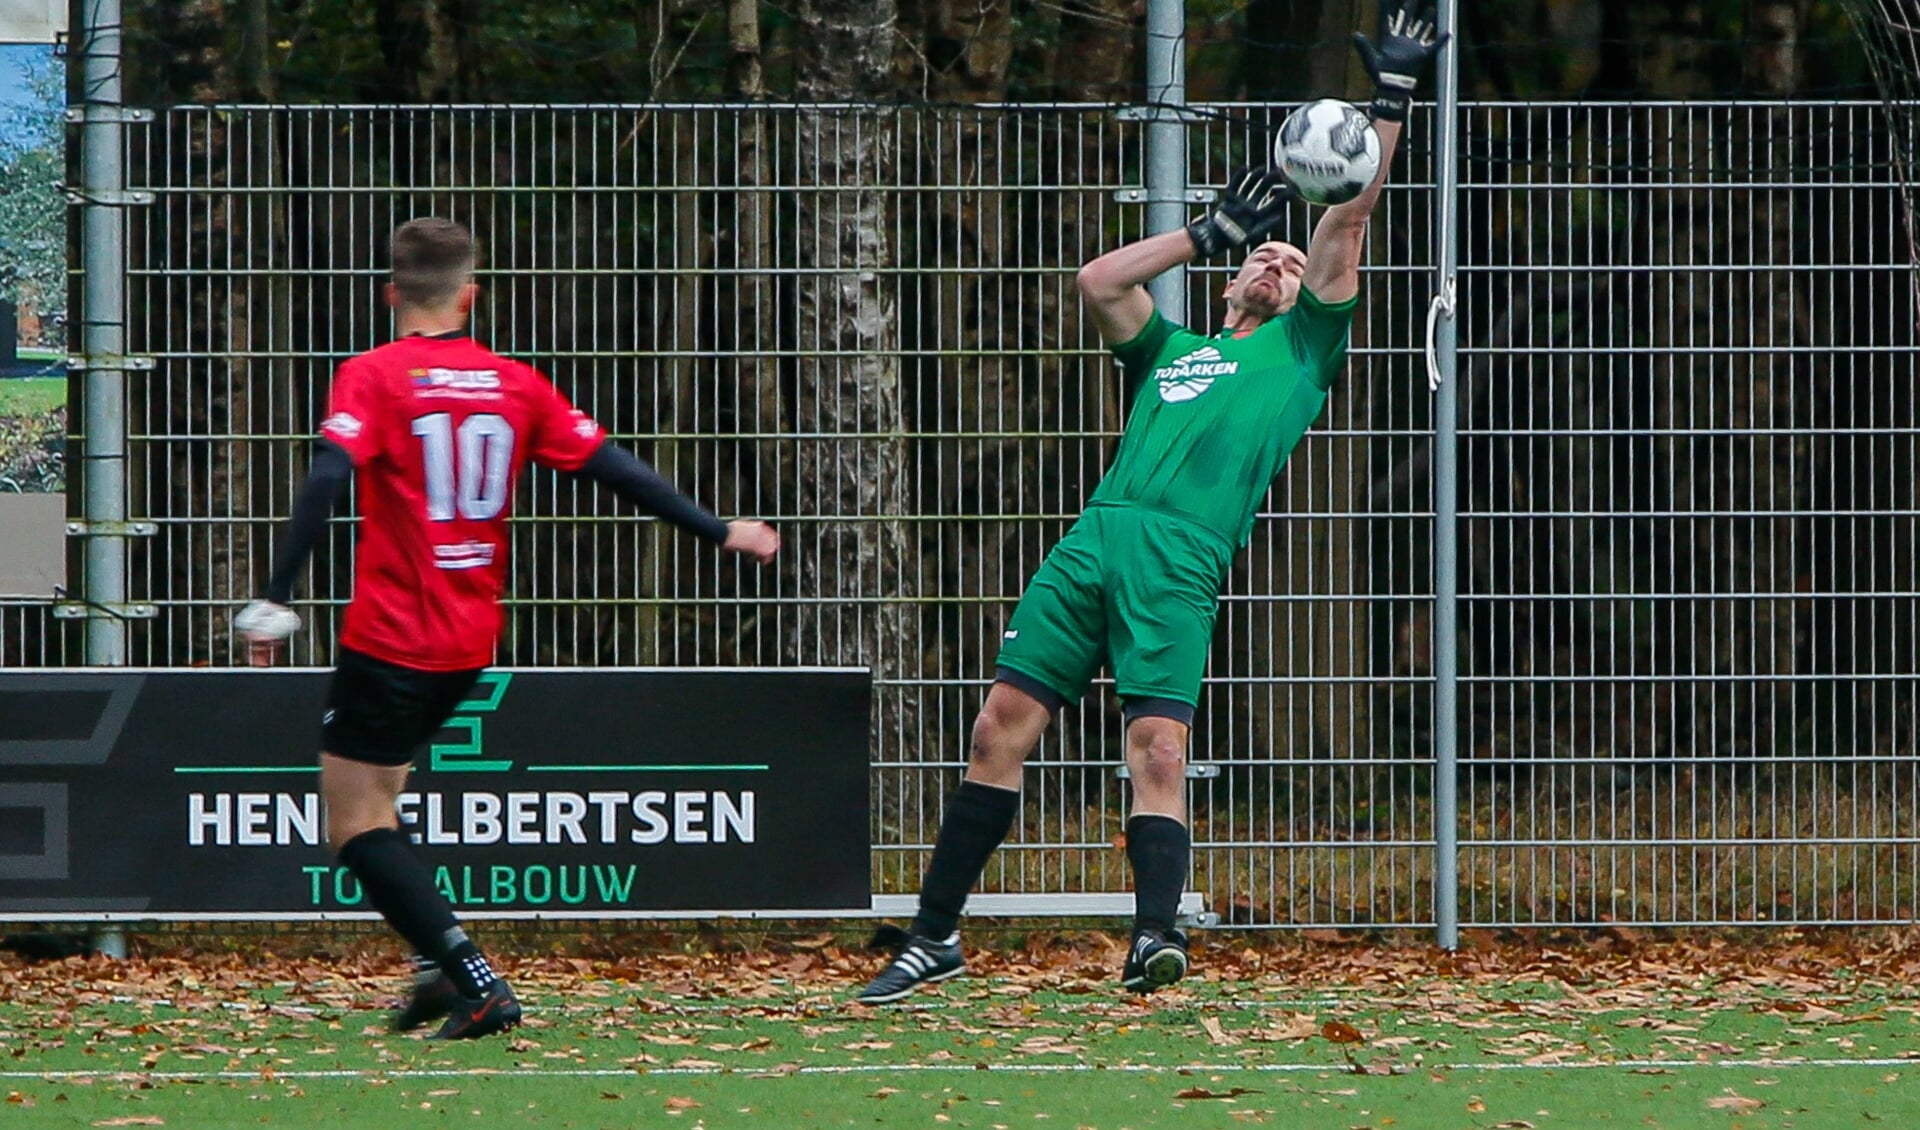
[1185,167,1296,259]
[1351,0,1448,123]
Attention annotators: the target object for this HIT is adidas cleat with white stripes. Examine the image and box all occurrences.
[855,927,964,1005]
[1120,927,1189,993]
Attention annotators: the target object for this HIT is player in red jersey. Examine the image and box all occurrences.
[234,218,779,1039]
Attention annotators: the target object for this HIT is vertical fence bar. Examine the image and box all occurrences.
[1430,0,1463,949]
[75,0,129,960]
[1143,0,1186,322]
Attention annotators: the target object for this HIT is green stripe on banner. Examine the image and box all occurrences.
[524,764,771,772]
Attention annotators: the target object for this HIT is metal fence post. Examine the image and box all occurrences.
[1143,0,1187,322]
[75,0,130,961]
[1430,0,1463,950]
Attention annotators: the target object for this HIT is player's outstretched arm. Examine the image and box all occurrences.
[1301,0,1446,304]
[575,443,779,564]
[1076,231,1190,345]
[1076,168,1296,344]
[234,438,354,665]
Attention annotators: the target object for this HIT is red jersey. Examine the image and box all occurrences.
[319,334,606,670]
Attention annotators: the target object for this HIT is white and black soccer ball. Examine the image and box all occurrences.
[1273,98,1382,207]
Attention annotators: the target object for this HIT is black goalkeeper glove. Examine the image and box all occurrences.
[1351,0,1448,123]
[1185,167,1296,259]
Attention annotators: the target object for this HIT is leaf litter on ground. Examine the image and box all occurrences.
[2,928,1917,1089]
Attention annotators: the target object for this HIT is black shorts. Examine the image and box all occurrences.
[323,646,485,767]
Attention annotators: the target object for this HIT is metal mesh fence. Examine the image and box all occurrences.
[11,100,1915,928]
[1455,102,1919,926]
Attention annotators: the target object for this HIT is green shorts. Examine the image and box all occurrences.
[994,504,1233,715]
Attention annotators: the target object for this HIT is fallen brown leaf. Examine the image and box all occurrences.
[664,1096,701,1111]
[1201,1016,1240,1047]
[1321,1019,1364,1045]
[90,1121,164,1128]
[1176,1086,1259,1100]
[1706,1092,1764,1113]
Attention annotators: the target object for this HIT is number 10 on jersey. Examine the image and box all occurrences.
[411,412,516,522]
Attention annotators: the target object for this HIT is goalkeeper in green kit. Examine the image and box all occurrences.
[858,2,1447,1004]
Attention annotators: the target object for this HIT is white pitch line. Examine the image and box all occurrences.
[0,1057,1912,1083]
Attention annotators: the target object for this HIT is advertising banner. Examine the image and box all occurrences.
[0,668,871,919]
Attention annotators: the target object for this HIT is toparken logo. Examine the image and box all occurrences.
[1154,345,1239,403]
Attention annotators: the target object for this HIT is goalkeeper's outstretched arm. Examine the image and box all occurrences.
[1303,0,1446,304]
[1075,232,1195,346]
[1077,167,1297,344]
[1300,118,1404,305]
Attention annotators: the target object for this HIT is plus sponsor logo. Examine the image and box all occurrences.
[411,367,504,399]
[1154,345,1239,403]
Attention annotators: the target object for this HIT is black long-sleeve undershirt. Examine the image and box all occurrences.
[575,442,731,545]
[259,439,729,605]
[263,439,353,605]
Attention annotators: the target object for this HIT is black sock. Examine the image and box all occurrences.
[337,828,498,998]
[1126,813,1190,935]
[911,780,1020,940]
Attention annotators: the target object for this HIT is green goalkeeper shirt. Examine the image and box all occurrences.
[1086,284,1358,550]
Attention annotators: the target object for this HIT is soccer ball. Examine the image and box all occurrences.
[1273,99,1382,207]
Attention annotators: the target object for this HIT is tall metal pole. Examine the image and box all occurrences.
[1430,0,1463,951]
[1143,0,1187,324]
[77,0,130,961]
[78,0,127,671]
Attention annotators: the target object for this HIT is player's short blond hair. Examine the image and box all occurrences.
[390,218,477,308]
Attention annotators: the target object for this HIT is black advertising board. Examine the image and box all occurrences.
[0,669,871,919]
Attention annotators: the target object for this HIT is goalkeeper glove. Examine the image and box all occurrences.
[1351,0,1449,123]
[1185,167,1295,258]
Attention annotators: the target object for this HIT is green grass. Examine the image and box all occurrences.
[0,375,66,415]
[7,1063,1913,1129]
[3,940,1918,1128]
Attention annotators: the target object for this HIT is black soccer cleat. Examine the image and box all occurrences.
[1121,927,1190,993]
[428,980,522,1040]
[392,971,463,1033]
[855,925,965,1005]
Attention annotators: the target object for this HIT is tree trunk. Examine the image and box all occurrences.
[373,0,476,102]
[898,0,1012,99]
[728,0,766,97]
[793,0,918,795]
[1049,0,1144,102]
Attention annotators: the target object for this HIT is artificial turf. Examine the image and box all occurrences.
[2,934,1917,1128]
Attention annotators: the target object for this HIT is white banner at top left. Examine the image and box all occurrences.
[0,0,63,44]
